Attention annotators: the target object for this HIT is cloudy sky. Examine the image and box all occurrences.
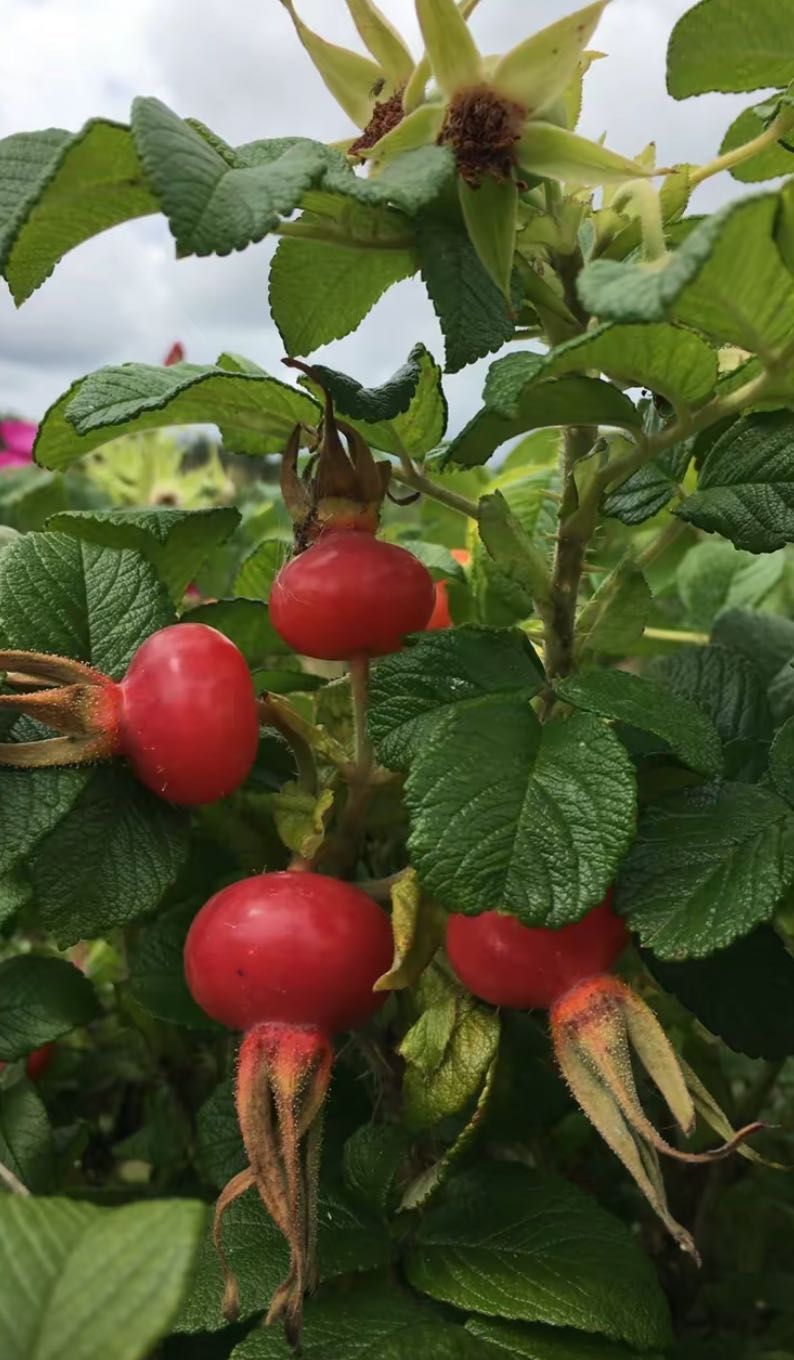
[0,0,755,435]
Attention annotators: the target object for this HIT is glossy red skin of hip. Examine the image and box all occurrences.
[426,580,453,630]
[445,893,628,1011]
[270,532,435,660]
[118,623,259,806]
[184,871,393,1034]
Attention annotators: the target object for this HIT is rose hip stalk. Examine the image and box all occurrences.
[184,870,392,1343]
[446,893,762,1259]
[0,622,259,805]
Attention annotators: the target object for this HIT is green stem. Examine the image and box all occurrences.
[257,697,317,795]
[0,1159,29,1196]
[538,425,599,686]
[274,221,415,252]
[392,457,479,520]
[612,180,667,262]
[635,515,687,570]
[690,109,794,188]
[349,654,373,774]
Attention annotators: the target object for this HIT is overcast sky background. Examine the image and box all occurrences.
[0,0,758,434]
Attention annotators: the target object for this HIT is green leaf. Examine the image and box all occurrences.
[186,597,286,665]
[0,1081,54,1193]
[269,203,416,356]
[28,767,189,948]
[305,343,448,456]
[368,625,545,770]
[676,412,794,552]
[235,540,287,601]
[343,1124,411,1215]
[771,716,794,805]
[485,324,718,413]
[445,378,638,468]
[0,759,89,929]
[406,710,636,925]
[0,466,68,532]
[176,1184,392,1333]
[649,644,774,779]
[667,0,794,98]
[478,491,552,605]
[602,439,692,525]
[467,1318,659,1360]
[556,669,723,777]
[403,541,468,583]
[228,1271,444,1360]
[0,957,97,1059]
[400,966,500,1129]
[416,212,515,373]
[720,104,794,183]
[459,177,517,299]
[0,1196,205,1360]
[616,780,794,959]
[677,540,783,631]
[0,129,71,273]
[644,925,794,1060]
[711,607,794,685]
[574,559,652,658]
[375,867,445,991]
[405,1165,672,1351]
[48,506,240,603]
[0,531,174,674]
[34,363,320,473]
[128,902,220,1030]
[579,195,794,353]
[1,120,157,304]
[270,782,334,858]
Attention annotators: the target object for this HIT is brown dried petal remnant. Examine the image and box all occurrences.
[439,84,526,186]
[350,89,405,156]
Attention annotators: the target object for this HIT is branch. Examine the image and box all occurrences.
[0,1159,30,1196]
[392,456,479,519]
[690,108,794,188]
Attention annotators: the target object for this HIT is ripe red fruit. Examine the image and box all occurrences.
[446,893,628,1010]
[426,580,452,630]
[118,623,259,805]
[184,871,393,1034]
[184,870,393,1340]
[270,532,435,660]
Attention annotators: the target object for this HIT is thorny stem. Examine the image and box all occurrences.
[258,696,317,796]
[690,108,794,188]
[538,425,599,688]
[392,456,479,520]
[0,1159,30,1196]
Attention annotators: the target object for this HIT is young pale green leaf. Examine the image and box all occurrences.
[47,506,240,603]
[676,412,794,553]
[346,0,414,83]
[128,903,222,1031]
[644,925,794,1061]
[459,177,517,299]
[35,364,320,471]
[617,781,794,959]
[406,1166,672,1351]
[485,324,718,412]
[650,643,773,779]
[374,868,446,991]
[667,0,794,99]
[234,540,287,601]
[0,1082,54,1194]
[492,2,607,114]
[0,957,97,1060]
[368,625,545,770]
[720,104,794,183]
[677,539,783,632]
[279,0,383,127]
[579,194,794,354]
[518,123,646,186]
[269,204,416,356]
[574,559,652,658]
[445,377,639,467]
[416,211,515,372]
[415,0,482,97]
[478,491,552,606]
[711,607,794,686]
[0,1197,205,1360]
[270,782,334,859]
[556,669,723,777]
[467,1318,660,1360]
[407,708,636,924]
[29,767,189,948]
[403,541,468,582]
[305,342,448,456]
[400,966,499,1129]
[1,120,157,304]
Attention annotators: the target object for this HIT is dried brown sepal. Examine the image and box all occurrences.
[280,360,391,546]
[439,84,526,185]
[551,975,763,1258]
[0,649,120,769]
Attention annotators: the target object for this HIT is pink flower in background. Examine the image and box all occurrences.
[164,341,185,366]
[0,420,37,469]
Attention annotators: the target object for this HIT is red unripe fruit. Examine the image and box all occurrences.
[446,893,628,1011]
[184,871,393,1034]
[270,532,435,660]
[25,1044,54,1081]
[118,623,259,806]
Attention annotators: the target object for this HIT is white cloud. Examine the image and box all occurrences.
[0,0,769,430]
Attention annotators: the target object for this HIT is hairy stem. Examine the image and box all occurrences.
[258,696,318,795]
[538,425,599,686]
[393,456,479,519]
[690,108,794,188]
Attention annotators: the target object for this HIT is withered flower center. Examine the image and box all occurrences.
[350,89,405,156]
[439,84,526,186]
